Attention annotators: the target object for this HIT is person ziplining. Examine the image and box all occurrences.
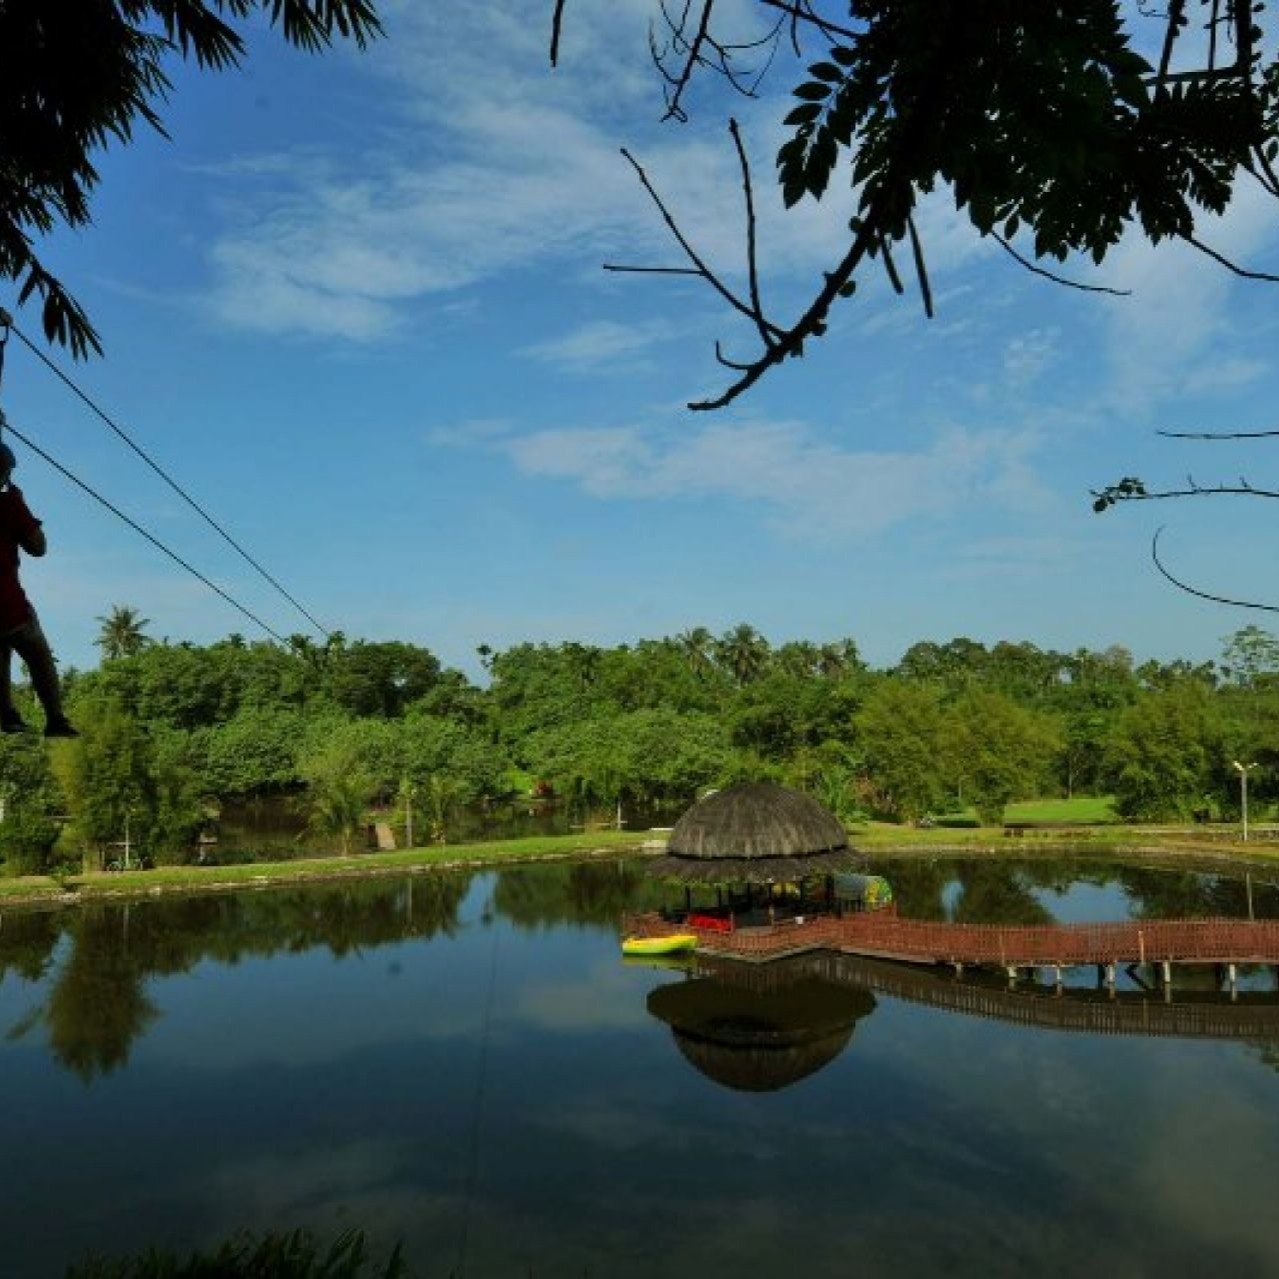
[0,435,77,737]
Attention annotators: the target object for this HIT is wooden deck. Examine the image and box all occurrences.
[624,910,1279,969]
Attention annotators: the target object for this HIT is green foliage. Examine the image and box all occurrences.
[855,681,948,820]
[52,695,206,865]
[947,689,1062,825]
[0,801,61,875]
[66,1228,404,1279]
[1104,679,1227,820]
[299,743,376,855]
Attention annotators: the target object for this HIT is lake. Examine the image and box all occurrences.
[2,855,1277,1276]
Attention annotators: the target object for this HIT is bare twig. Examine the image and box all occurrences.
[603,264,701,277]
[756,0,859,43]
[729,117,773,348]
[659,0,716,121]
[550,0,568,66]
[1152,526,1279,613]
[1109,480,1279,500]
[617,146,786,341]
[1182,232,1279,283]
[1158,427,1279,439]
[993,234,1131,295]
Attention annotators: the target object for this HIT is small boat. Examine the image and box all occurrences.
[621,933,698,957]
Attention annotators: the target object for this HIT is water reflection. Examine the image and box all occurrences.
[2,854,1277,1084]
[1,875,470,1079]
[647,957,877,1092]
[3,857,1279,1277]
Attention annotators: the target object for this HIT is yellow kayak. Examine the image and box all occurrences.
[621,933,698,957]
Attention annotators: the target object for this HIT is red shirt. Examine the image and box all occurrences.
[0,485,40,631]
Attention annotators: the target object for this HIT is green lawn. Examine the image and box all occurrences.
[0,829,655,903]
[1003,795,1118,824]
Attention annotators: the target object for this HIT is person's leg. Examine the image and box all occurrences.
[10,616,75,736]
[0,635,23,731]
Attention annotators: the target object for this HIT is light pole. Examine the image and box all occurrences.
[1232,760,1258,841]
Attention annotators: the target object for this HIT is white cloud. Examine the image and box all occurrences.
[199,2,965,345]
[1003,327,1059,387]
[494,417,1045,541]
[1101,180,1279,414]
[519,319,671,372]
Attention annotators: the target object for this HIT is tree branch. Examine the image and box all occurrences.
[1181,232,1279,282]
[730,117,773,348]
[755,0,859,43]
[1158,427,1279,439]
[616,146,786,342]
[1152,527,1279,613]
[550,0,568,66]
[993,235,1131,296]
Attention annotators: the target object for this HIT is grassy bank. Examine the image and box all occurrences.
[0,829,656,906]
[3,820,1278,908]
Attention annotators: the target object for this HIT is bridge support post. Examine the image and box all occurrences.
[1162,960,1172,1003]
[953,961,963,979]
[1006,965,1018,987]
[1105,962,1116,996]
[1229,962,1238,1001]
[1054,965,1063,994]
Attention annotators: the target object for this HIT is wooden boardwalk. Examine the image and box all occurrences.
[625,911,1279,969]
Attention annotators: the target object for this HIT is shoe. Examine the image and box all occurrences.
[1,711,27,734]
[43,716,78,739]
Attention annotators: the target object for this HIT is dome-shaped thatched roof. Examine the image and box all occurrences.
[650,781,859,882]
[647,970,876,1092]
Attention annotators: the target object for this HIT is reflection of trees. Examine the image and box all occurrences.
[876,860,950,920]
[1121,868,1279,921]
[45,909,159,1080]
[951,864,1053,926]
[492,861,666,930]
[0,908,61,983]
[7,876,471,1079]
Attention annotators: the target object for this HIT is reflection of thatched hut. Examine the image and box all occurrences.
[650,781,860,884]
[647,957,876,1091]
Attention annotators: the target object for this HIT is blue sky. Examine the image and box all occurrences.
[3,1,1278,677]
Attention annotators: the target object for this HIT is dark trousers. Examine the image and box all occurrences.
[0,613,65,720]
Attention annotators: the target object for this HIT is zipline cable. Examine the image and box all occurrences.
[1,415,290,644]
[6,321,331,639]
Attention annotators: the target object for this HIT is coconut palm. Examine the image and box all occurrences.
[676,626,716,679]
[94,605,152,661]
[715,623,771,686]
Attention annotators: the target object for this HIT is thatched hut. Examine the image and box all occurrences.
[649,781,860,884]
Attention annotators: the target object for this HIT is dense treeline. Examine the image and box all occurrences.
[2,620,1278,872]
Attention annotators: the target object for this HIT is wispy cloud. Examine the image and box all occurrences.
[519,319,672,372]
[1100,180,1279,414]
[470,417,1046,542]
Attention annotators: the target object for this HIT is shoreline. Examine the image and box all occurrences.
[1,826,1278,910]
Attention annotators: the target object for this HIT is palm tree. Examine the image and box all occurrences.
[676,626,715,679]
[716,623,771,686]
[94,605,152,661]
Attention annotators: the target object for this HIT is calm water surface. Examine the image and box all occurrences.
[2,856,1278,1277]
